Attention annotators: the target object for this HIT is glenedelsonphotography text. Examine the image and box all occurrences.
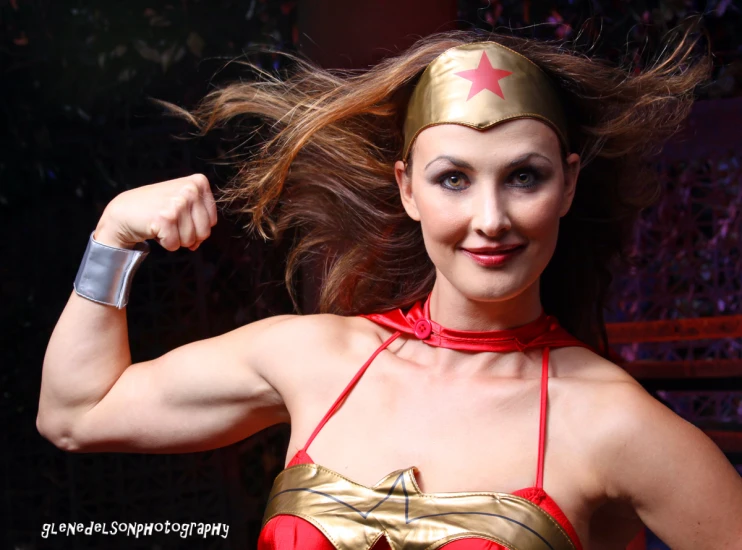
[41,521,229,539]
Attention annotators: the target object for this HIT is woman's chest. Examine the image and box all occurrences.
[287,353,611,546]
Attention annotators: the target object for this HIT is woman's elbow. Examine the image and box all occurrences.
[36,411,84,452]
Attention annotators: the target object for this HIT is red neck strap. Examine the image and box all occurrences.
[298,293,592,491]
[360,293,590,353]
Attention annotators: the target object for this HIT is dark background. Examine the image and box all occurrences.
[2,1,741,548]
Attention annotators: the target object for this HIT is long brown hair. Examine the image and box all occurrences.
[167,24,710,352]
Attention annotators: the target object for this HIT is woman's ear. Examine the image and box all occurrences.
[394,159,421,222]
[560,153,581,217]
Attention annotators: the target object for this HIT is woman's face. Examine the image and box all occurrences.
[394,119,580,304]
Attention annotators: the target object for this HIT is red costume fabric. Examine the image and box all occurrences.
[259,293,590,550]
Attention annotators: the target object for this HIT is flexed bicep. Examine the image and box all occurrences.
[57,312,353,454]
[60,315,299,453]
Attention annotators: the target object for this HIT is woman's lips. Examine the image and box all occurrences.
[461,245,525,267]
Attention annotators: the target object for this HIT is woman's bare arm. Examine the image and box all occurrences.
[38,287,348,453]
[37,173,351,453]
[593,382,742,549]
[38,288,289,452]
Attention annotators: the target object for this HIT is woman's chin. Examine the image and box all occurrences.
[448,276,534,304]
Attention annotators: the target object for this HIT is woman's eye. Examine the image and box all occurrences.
[515,171,532,185]
[510,168,542,188]
[437,171,469,191]
[435,167,543,191]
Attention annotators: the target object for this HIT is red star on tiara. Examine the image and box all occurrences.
[454,51,513,101]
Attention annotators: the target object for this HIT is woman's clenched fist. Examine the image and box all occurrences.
[94,174,218,251]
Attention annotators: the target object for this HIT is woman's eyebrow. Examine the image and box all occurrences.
[424,152,553,172]
[424,155,475,171]
[506,152,553,167]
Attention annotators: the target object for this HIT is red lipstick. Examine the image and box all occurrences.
[461,245,525,267]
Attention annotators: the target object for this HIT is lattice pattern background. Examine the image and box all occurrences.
[605,101,742,485]
[613,151,741,322]
[607,101,742,371]
[658,391,742,427]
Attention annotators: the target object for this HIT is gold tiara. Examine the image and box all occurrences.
[402,41,569,162]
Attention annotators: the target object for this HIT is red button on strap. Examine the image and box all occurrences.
[414,319,432,339]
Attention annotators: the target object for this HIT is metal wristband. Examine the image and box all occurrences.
[73,231,150,309]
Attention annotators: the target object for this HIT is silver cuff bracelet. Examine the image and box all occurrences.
[73,231,150,309]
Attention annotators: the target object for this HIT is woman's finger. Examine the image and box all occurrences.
[151,208,181,251]
[190,174,218,227]
[202,191,218,227]
[176,196,197,249]
[189,200,212,250]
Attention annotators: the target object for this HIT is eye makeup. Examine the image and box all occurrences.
[433,165,548,193]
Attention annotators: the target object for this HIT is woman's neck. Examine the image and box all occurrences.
[428,278,543,332]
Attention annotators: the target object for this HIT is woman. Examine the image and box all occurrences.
[38,28,742,549]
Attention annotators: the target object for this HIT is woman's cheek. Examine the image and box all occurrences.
[517,191,562,233]
[519,201,562,261]
[419,198,468,244]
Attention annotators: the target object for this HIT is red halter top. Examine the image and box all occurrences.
[258,294,590,550]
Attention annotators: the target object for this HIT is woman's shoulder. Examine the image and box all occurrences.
[244,312,392,386]
[549,344,641,386]
[546,347,697,503]
[265,311,391,350]
[548,346,659,459]
[231,311,382,400]
[251,312,397,414]
[244,311,383,346]
[566,353,742,547]
[548,346,720,501]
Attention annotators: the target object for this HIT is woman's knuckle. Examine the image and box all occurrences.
[181,183,199,199]
[190,173,209,187]
[160,209,177,223]
[160,236,176,251]
[171,195,188,210]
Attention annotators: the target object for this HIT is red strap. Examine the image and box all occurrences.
[302,319,553,491]
[536,346,550,489]
[302,330,403,454]
[361,295,593,354]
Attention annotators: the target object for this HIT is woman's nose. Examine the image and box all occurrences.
[470,187,511,237]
